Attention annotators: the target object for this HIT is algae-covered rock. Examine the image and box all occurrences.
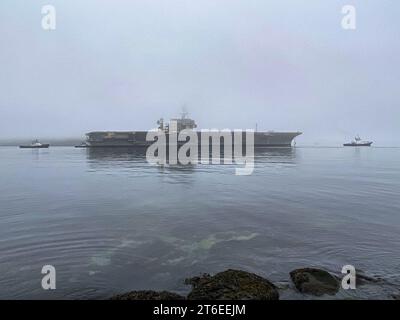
[110,290,185,300]
[290,268,339,296]
[185,269,279,300]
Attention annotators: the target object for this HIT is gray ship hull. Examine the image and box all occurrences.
[86,131,302,147]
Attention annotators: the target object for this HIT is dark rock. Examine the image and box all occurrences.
[290,268,339,296]
[184,273,211,287]
[392,294,400,300]
[185,269,279,300]
[110,290,185,300]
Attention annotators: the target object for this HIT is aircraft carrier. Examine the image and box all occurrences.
[85,114,301,147]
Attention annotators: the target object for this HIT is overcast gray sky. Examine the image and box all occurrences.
[0,0,399,145]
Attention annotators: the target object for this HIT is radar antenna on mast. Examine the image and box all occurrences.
[181,104,188,119]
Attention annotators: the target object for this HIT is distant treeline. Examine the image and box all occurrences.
[0,138,83,146]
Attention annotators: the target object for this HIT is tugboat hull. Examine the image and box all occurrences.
[343,142,372,147]
[19,144,50,149]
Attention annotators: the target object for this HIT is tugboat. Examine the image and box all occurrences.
[343,135,373,147]
[74,142,89,148]
[19,140,50,149]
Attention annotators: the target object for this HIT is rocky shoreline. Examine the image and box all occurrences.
[110,267,396,300]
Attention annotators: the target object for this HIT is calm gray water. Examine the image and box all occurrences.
[0,146,399,299]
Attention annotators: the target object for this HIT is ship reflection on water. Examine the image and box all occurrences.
[85,147,297,173]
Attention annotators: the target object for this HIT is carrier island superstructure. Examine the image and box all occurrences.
[85,114,302,147]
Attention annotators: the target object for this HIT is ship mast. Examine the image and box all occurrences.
[181,104,188,119]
